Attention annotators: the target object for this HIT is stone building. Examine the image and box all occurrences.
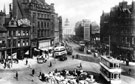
[6,18,31,59]
[100,1,135,61]
[54,13,62,45]
[0,11,7,61]
[12,0,55,52]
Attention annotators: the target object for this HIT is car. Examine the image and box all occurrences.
[86,49,92,54]
[37,56,47,64]
[79,41,85,46]
[79,46,85,51]
[59,56,67,61]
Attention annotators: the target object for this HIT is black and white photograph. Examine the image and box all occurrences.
[0,0,135,84]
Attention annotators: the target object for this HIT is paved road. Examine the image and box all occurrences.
[67,41,135,84]
[0,41,135,84]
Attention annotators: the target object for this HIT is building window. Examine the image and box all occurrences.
[18,40,21,47]
[44,22,46,28]
[26,39,29,46]
[8,39,11,47]
[38,30,40,37]
[9,30,12,36]
[41,14,43,18]
[132,37,134,45]
[23,30,25,36]
[23,40,25,46]
[13,39,16,47]
[47,22,49,28]
[41,21,43,28]
[26,30,29,36]
[11,21,14,25]
[13,31,16,36]
[38,13,40,18]
[38,21,40,28]
[18,30,21,36]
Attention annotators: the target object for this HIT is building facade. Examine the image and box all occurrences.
[6,18,31,59]
[100,1,135,61]
[12,0,55,52]
[63,19,74,38]
[58,16,63,42]
[0,11,7,61]
[54,13,63,45]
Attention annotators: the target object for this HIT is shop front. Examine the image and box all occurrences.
[38,40,51,51]
[0,49,7,63]
[117,46,134,61]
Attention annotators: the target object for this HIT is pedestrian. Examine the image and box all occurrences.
[41,73,45,81]
[4,62,6,69]
[26,59,28,65]
[32,69,35,76]
[80,63,82,69]
[129,69,131,75]
[72,55,74,59]
[38,71,42,80]
[49,61,52,67]
[76,54,79,59]
[54,68,58,73]
[16,71,18,80]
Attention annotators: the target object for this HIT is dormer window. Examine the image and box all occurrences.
[11,21,14,25]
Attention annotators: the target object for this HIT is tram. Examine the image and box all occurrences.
[99,56,122,84]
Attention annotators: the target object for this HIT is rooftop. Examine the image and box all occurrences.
[101,56,120,63]
[0,25,7,32]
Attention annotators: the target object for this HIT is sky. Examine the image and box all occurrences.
[0,0,134,28]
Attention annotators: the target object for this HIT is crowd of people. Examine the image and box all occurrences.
[37,68,96,84]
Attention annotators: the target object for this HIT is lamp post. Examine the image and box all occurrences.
[109,35,111,56]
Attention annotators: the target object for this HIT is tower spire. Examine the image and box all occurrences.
[3,4,6,14]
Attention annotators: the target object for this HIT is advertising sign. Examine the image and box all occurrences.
[38,40,50,51]
[17,18,31,26]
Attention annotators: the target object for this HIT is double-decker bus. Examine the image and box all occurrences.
[99,56,122,84]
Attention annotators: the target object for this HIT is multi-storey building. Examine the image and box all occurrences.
[6,18,31,59]
[0,11,7,62]
[63,19,74,38]
[12,0,55,52]
[100,1,135,61]
[58,16,63,42]
[54,13,63,45]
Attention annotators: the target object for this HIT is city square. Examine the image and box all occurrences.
[0,0,135,84]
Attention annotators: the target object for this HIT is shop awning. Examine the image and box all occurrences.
[25,50,29,55]
[34,48,40,51]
